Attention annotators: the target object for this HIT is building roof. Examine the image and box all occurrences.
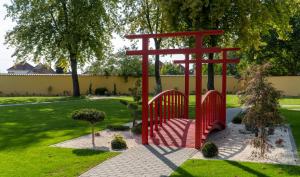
[31,63,55,74]
[7,62,34,71]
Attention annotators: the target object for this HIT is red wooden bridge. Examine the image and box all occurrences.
[126,31,240,149]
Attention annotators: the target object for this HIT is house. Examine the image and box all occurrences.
[7,62,34,74]
[29,63,55,74]
[7,62,55,74]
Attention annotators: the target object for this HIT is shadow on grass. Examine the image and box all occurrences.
[0,99,131,151]
[225,160,269,177]
[72,149,107,156]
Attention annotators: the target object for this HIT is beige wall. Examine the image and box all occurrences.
[0,74,298,96]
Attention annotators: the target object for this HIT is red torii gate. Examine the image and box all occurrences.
[126,30,240,148]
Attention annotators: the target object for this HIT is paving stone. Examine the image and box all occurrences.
[79,145,197,177]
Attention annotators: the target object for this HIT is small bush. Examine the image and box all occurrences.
[72,109,106,146]
[131,123,142,134]
[232,112,245,124]
[111,135,127,150]
[95,87,108,95]
[201,141,218,158]
[72,109,106,124]
[107,125,130,131]
[119,99,128,106]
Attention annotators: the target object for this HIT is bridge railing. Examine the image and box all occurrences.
[148,89,186,137]
[200,90,224,142]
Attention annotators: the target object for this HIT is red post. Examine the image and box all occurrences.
[184,54,190,119]
[155,100,158,131]
[164,94,167,123]
[141,38,149,144]
[195,35,203,149]
[168,92,170,120]
[150,103,153,137]
[222,50,227,127]
[160,97,163,127]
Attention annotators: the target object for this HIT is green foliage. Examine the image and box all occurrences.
[159,0,294,49]
[107,125,130,131]
[131,123,142,135]
[95,88,108,96]
[245,13,300,76]
[72,109,105,124]
[160,62,184,75]
[201,141,218,158]
[111,135,127,150]
[85,48,155,77]
[129,79,142,103]
[239,63,283,156]
[5,0,119,96]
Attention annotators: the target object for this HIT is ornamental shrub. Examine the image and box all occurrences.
[72,109,106,146]
[201,141,218,158]
[111,135,127,150]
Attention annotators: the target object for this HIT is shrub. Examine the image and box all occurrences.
[239,63,283,156]
[201,141,218,158]
[232,112,245,124]
[131,123,142,135]
[128,79,141,102]
[111,135,127,150]
[127,103,141,127]
[107,124,130,131]
[119,99,128,106]
[72,109,106,146]
[95,87,108,95]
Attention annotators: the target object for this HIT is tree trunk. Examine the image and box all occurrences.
[154,39,162,94]
[91,124,95,147]
[70,53,80,97]
[207,36,218,90]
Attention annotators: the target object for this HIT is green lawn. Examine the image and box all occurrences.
[171,159,300,177]
[1,96,299,177]
[0,96,83,105]
[0,99,131,177]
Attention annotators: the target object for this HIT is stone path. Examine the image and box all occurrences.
[79,145,197,177]
[77,108,243,177]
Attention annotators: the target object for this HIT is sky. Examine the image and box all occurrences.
[0,0,182,73]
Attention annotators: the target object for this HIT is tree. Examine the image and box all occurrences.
[239,63,282,157]
[160,0,295,90]
[160,62,184,75]
[246,13,300,76]
[72,109,106,147]
[123,0,168,94]
[5,0,118,96]
[85,48,155,78]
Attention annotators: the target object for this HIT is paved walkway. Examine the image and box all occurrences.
[79,145,197,177]
[79,108,242,177]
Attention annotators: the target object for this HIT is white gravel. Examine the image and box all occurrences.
[192,123,300,165]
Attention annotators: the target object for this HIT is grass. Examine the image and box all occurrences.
[1,96,300,177]
[281,107,300,155]
[0,99,131,177]
[0,96,83,105]
[171,159,300,177]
